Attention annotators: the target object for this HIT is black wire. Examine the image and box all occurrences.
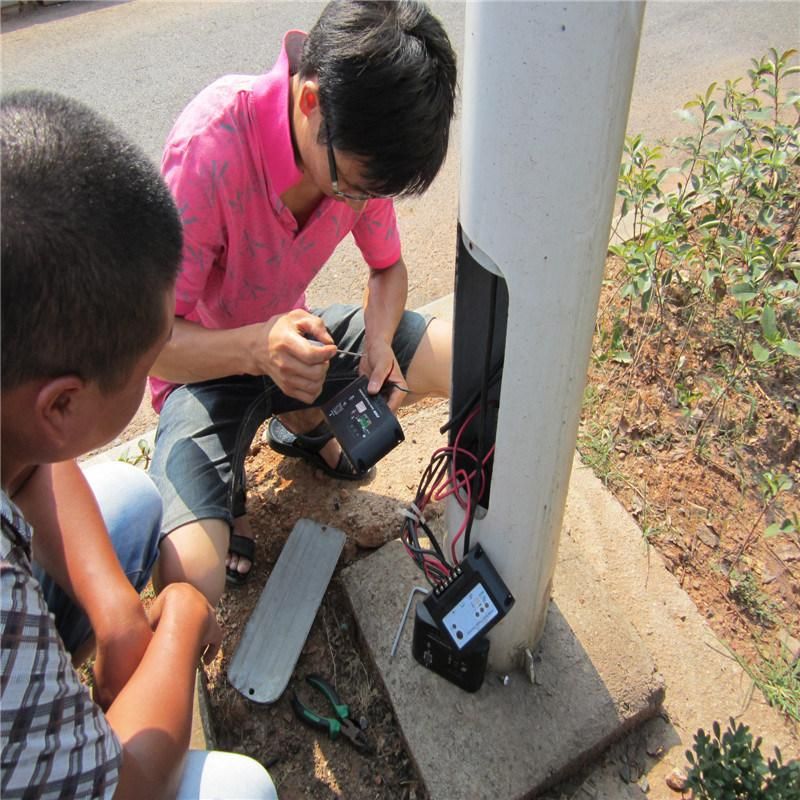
[229,383,278,512]
[416,451,450,501]
[401,517,447,586]
[228,368,364,510]
[416,518,448,564]
[400,285,509,576]
[400,445,455,582]
[439,359,504,436]
[462,272,499,556]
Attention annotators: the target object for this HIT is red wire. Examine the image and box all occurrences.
[404,402,497,574]
[449,477,471,564]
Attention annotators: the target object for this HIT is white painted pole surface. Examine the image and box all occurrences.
[455,1,645,671]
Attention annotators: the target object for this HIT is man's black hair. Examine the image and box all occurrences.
[1,90,182,392]
[300,0,457,198]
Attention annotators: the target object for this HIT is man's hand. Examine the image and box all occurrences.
[105,582,223,800]
[361,338,408,413]
[258,310,337,404]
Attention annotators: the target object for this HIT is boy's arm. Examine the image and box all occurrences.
[108,582,221,800]
[13,461,152,707]
[362,256,409,411]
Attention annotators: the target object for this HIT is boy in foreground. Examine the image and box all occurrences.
[1,90,276,800]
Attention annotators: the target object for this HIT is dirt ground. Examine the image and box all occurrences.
[203,265,797,798]
[580,253,800,718]
[205,399,451,800]
[196,296,800,798]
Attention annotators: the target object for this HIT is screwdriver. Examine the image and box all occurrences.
[305,336,362,358]
[304,335,409,391]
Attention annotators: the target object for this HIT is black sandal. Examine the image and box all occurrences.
[265,418,371,481]
[226,532,255,585]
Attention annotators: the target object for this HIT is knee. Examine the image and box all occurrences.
[156,520,229,608]
[84,460,163,532]
[156,543,226,607]
[228,754,277,800]
[405,316,453,399]
[190,565,226,609]
[178,750,277,800]
[82,461,163,591]
[121,463,163,529]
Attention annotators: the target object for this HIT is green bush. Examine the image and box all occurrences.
[684,718,799,799]
[610,47,799,365]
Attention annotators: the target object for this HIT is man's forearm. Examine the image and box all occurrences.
[15,461,153,705]
[150,317,263,384]
[363,258,408,347]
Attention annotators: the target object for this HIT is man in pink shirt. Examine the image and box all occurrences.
[148,0,457,599]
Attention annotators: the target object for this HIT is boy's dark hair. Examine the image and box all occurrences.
[300,0,457,198]
[1,90,182,392]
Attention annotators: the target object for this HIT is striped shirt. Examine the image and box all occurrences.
[1,491,121,799]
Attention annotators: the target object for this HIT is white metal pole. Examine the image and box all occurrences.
[454,1,645,672]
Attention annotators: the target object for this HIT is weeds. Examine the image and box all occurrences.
[753,649,800,722]
[728,570,776,626]
[733,643,800,723]
[117,438,153,470]
[765,511,799,539]
[576,421,619,487]
[605,47,799,374]
[730,470,794,569]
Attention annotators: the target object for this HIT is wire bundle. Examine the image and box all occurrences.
[399,403,495,586]
[401,271,503,586]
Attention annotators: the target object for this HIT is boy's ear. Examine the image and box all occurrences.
[297,80,321,117]
[35,375,87,449]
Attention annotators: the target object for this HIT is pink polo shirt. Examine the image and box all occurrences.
[150,31,401,412]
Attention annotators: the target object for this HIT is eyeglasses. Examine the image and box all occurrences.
[324,119,379,203]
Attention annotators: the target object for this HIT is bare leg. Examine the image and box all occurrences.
[154,519,229,607]
[277,407,326,433]
[403,316,452,401]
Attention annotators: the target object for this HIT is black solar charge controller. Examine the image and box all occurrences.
[321,376,404,472]
[412,544,515,692]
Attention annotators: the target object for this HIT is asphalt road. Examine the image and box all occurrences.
[3,1,798,156]
[3,0,798,309]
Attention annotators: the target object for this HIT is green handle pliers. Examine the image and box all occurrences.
[291,674,373,754]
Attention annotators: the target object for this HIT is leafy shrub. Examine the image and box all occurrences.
[609,48,799,365]
[684,718,799,799]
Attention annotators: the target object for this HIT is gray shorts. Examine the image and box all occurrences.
[148,304,431,537]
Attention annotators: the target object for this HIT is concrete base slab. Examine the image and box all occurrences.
[191,669,216,750]
[343,540,665,800]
